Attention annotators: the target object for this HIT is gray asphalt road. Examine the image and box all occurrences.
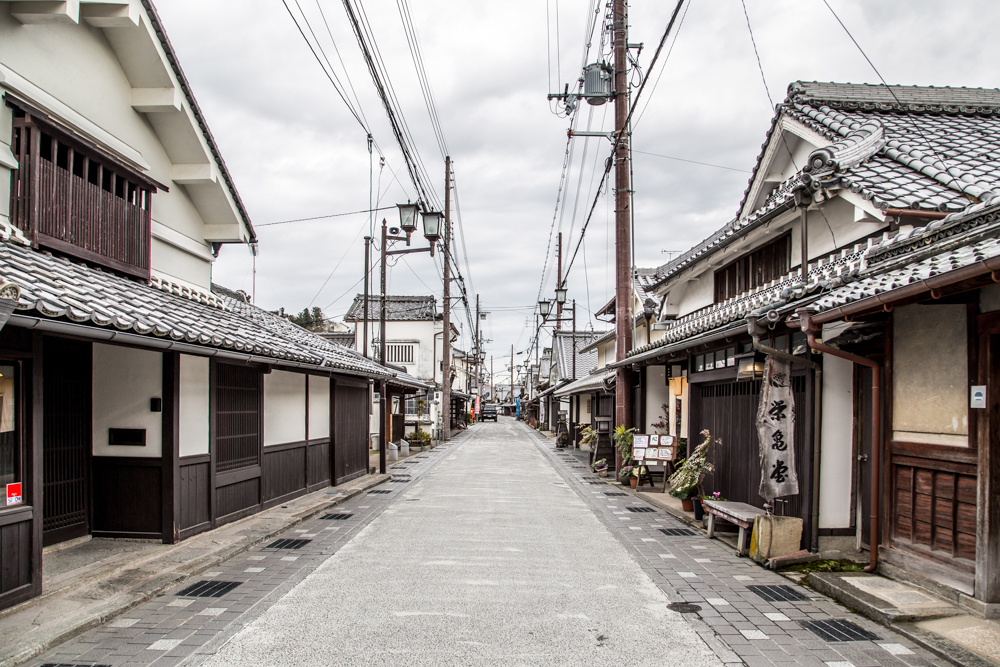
[200,419,723,666]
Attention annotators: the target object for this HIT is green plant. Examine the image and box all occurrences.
[579,425,597,447]
[667,429,719,498]
[650,403,671,435]
[620,465,634,477]
[591,458,607,470]
[612,425,636,465]
[703,491,726,501]
[410,430,431,447]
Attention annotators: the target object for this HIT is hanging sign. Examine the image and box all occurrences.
[756,357,798,500]
[6,482,21,506]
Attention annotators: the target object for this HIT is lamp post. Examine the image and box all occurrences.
[377,205,439,474]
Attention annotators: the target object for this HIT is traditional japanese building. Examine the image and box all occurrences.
[0,0,406,613]
[619,83,1000,609]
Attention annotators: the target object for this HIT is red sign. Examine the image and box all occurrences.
[6,482,21,506]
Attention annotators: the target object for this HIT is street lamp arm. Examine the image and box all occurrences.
[386,246,436,256]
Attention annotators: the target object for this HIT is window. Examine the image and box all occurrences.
[693,347,736,374]
[713,234,791,303]
[8,99,157,280]
[386,344,415,365]
[215,364,261,473]
[0,363,21,508]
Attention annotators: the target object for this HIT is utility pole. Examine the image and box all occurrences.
[556,232,563,331]
[511,343,514,402]
[378,221,388,475]
[490,354,494,403]
[613,0,634,436]
[362,235,371,358]
[442,156,452,441]
[475,293,481,421]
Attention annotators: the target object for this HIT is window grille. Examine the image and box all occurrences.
[386,344,414,364]
[215,363,261,473]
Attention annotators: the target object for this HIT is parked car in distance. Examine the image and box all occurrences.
[482,404,498,421]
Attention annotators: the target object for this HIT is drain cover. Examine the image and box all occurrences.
[320,513,353,520]
[389,478,409,483]
[604,492,627,497]
[264,538,311,550]
[368,489,391,494]
[800,619,881,642]
[42,664,111,667]
[666,602,702,613]
[747,585,809,602]
[176,580,241,598]
[626,506,656,513]
[659,528,695,536]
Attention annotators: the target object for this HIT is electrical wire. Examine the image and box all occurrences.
[632,149,749,173]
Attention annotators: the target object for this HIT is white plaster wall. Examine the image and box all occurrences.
[677,273,715,318]
[179,354,209,457]
[645,366,670,432]
[92,343,162,457]
[264,370,305,446]
[308,376,330,440]
[352,319,437,382]
[0,7,223,288]
[151,238,212,289]
[819,351,853,529]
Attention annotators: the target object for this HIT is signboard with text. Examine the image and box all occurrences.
[632,434,677,462]
[6,482,22,506]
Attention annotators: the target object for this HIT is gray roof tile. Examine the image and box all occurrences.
[345,295,437,321]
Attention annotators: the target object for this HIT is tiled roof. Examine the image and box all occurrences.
[628,243,868,358]
[344,295,437,321]
[554,369,614,397]
[0,239,391,377]
[552,330,601,381]
[651,82,1000,290]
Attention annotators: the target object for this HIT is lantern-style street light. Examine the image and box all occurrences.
[376,204,441,476]
[555,286,567,303]
[539,299,552,318]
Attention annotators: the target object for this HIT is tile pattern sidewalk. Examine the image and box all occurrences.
[21,435,468,667]
[528,429,950,667]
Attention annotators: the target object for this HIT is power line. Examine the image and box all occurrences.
[632,149,750,173]
[259,206,395,227]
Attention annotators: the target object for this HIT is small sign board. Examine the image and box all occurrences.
[631,433,677,461]
[6,482,21,506]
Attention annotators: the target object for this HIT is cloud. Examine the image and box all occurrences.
[155,0,1000,368]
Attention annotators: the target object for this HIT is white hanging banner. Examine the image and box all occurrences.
[756,356,798,501]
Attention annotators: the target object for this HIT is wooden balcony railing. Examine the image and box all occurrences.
[8,98,160,280]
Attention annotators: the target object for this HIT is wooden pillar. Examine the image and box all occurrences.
[977,316,1000,604]
[29,331,43,598]
[161,351,180,544]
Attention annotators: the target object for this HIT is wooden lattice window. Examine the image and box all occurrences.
[8,97,160,280]
[215,363,261,473]
[713,233,790,303]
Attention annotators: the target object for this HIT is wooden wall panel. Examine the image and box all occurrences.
[308,439,331,488]
[889,441,977,571]
[216,478,260,523]
[333,381,369,486]
[0,517,31,596]
[179,457,210,536]
[91,458,161,537]
[262,444,307,504]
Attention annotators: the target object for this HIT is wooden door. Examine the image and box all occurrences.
[332,379,369,485]
[42,337,92,546]
[855,366,874,548]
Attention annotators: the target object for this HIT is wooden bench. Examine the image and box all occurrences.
[702,500,767,556]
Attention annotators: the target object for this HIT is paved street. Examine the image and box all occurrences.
[31,419,947,667]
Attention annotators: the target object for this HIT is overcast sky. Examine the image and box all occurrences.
[157,0,1000,384]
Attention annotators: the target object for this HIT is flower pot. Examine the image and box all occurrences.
[598,469,608,477]
[693,498,704,521]
[629,477,638,489]
[681,498,694,512]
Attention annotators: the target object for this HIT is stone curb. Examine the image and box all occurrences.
[890,622,997,667]
[0,473,391,667]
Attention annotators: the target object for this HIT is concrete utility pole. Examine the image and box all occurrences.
[613,0,633,433]
[475,293,481,420]
[442,156,452,441]
[362,235,371,359]
[556,232,563,331]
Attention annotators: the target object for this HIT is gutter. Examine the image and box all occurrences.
[746,314,823,554]
[8,314,388,380]
[609,322,746,368]
[797,308,882,573]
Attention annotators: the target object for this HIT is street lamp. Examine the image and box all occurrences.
[555,286,567,303]
[376,208,440,476]
[397,202,419,236]
[539,299,552,318]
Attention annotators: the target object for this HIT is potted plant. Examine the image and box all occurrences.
[667,429,719,518]
[619,465,634,487]
[580,425,597,453]
[591,457,608,477]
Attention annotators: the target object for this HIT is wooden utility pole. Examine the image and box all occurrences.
[556,232,563,330]
[511,343,515,402]
[613,0,633,434]
[442,156,452,440]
